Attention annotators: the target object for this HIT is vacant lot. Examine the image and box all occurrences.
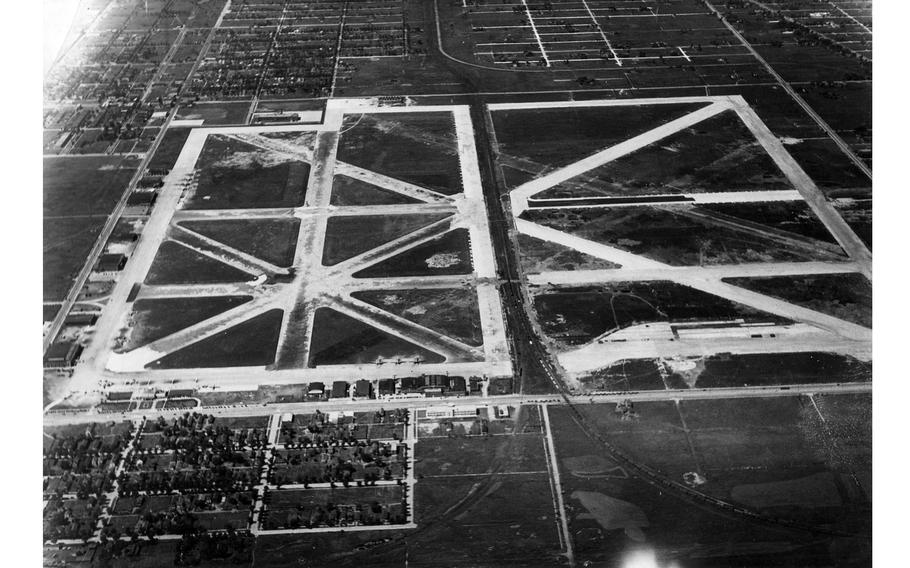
[180,218,301,267]
[188,135,309,209]
[725,273,872,328]
[147,127,192,172]
[147,309,284,369]
[44,217,105,301]
[330,175,420,206]
[308,307,445,367]
[124,296,252,350]
[145,241,256,285]
[322,213,450,265]
[578,359,668,392]
[352,288,483,346]
[492,102,710,181]
[337,112,462,195]
[698,201,839,244]
[532,281,787,346]
[175,101,253,125]
[516,233,621,274]
[523,205,846,265]
[536,110,792,199]
[548,402,865,566]
[43,156,139,300]
[352,228,472,278]
[661,352,872,390]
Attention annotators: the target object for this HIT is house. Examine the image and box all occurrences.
[469,377,483,394]
[353,380,372,399]
[307,382,325,396]
[331,381,349,399]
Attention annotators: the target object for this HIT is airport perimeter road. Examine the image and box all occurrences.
[43,381,871,426]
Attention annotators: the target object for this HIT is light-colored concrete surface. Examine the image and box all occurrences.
[67,99,512,396]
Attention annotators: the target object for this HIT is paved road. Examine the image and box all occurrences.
[43,381,871,426]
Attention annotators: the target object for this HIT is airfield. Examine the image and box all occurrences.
[43,1,873,567]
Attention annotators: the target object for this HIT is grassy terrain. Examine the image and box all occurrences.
[724,273,872,328]
[352,288,483,346]
[416,434,547,477]
[125,296,252,350]
[180,218,301,267]
[662,352,872,390]
[784,138,872,196]
[145,241,256,285]
[44,217,104,301]
[175,101,253,125]
[491,102,709,179]
[532,281,788,347]
[330,174,421,206]
[147,127,191,172]
[516,233,621,274]
[679,396,871,531]
[833,198,872,250]
[337,112,462,195]
[352,228,472,278]
[44,156,138,218]
[322,213,450,265]
[308,307,444,366]
[548,402,869,566]
[698,201,839,245]
[535,110,792,199]
[578,359,668,392]
[241,478,563,567]
[147,309,283,369]
[523,205,847,265]
[43,155,139,301]
[189,135,309,209]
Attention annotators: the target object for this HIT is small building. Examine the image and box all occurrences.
[44,341,82,368]
[378,379,396,396]
[453,405,478,418]
[353,380,372,399]
[106,391,132,402]
[307,382,325,396]
[425,375,451,391]
[331,381,349,399]
[64,313,97,327]
[469,377,484,394]
[495,405,511,419]
[96,253,127,273]
[425,406,453,419]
